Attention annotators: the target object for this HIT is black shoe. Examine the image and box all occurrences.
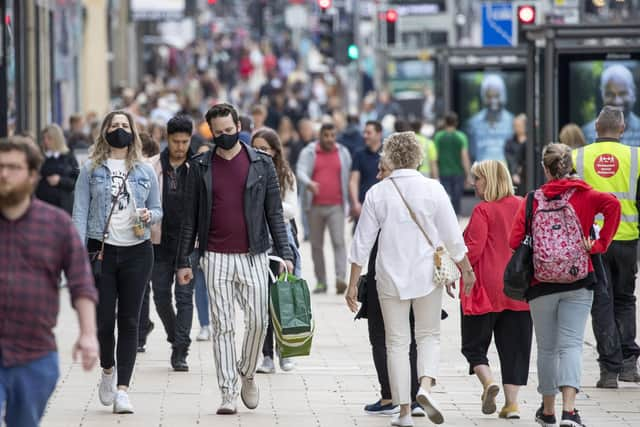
[171,347,189,372]
[137,345,146,353]
[560,409,585,426]
[619,356,640,382]
[596,367,618,388]
[146,321,155,338]
[535,405,557,427]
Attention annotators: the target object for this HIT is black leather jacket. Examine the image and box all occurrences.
[176,143,293,268]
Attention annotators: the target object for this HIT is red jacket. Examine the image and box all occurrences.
[462,196,530,315]
[509,178,621,284]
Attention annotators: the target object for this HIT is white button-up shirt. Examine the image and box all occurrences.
[349,169,468,300]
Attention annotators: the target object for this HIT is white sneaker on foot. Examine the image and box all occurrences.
[98,369,116,406]
[196,326,211,341]
[279,357,295,372]
[416,388,444,424]
[113,390,134,414]
[216,396,237,415]
[240,375,259,409]
[256,356,276,374]
[391,413,414,426]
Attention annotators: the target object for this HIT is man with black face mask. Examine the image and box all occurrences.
[176,103,293,416]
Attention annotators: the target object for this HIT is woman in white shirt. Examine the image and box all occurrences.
[251,127,301,374]
[346,132,475,427]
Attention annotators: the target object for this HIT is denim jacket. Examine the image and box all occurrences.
[72,160,163,244]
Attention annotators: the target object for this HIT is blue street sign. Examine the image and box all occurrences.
[482,2,514,47]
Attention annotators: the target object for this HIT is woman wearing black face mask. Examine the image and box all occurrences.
[72,110,162,414]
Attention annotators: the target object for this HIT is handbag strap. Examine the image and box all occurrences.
[389,178,437,249]
[98,171,130,254]
[524,191,535,236]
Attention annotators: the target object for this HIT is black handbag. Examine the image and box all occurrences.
[88,172,129,280]
[503,192,535,301]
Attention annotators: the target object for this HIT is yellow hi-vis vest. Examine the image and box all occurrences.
[572,141,640,241]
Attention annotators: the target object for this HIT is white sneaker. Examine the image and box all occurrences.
[416,388,444,424]
[240,375,259,409]
[113,390,134,414]
[216,396,237,415]
[256,356,276,374]
[196,326,211,341]
[98,370,116,406]
[391,413,414,426]
[279,357,295,372]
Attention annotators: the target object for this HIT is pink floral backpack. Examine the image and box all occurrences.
[531,188,589,283]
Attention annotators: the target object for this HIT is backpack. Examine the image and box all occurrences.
[531,188,589,283]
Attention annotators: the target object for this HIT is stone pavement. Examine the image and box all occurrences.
[42,221,640,427]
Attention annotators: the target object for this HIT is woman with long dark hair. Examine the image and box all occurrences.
[251,127,301,374]
[73,110,162,414]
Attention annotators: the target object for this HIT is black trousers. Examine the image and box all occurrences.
[366,240,419,401]
[151,245,194,350]
[262,260,281,359]
[138,282,152,347]
[592,240,640,372]
[90,239,153,387]
[460,309,532,385]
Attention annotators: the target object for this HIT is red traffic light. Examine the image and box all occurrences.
[318,0,332,10]
[385,9,398,23]
[207,0,217,4]
[517,5,536,24]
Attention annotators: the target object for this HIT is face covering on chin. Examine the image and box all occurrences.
[0,178,35,209]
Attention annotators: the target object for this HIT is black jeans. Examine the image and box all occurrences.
[366,240,419,401]
[592,241,640,372]
[151,245,194,349]
[460,310,532,385]
[90,239,153,387]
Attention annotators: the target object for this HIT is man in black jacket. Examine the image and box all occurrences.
[150,115,195,372]
[176,103,293,416]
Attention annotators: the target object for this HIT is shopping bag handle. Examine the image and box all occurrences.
[268,255,289,283]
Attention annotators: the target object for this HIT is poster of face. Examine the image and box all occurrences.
[566,60,640,146]
[454,70,526,162]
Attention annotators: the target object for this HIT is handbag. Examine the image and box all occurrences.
[88,172,129,280]
[503,191,535,301]
[390,178,460,287]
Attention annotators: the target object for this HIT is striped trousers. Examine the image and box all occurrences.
[201,251,270,398]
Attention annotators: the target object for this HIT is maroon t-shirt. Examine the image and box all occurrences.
[207,146,251,253]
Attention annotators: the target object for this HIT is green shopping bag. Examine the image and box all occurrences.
[270,272,312,335]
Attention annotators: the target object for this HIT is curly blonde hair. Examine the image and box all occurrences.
[89,110,143,170]
[381,131,423,171]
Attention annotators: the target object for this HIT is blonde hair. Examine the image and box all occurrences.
[382,131,423,171]
[89,110,143,171]
[41,124,69,154]
[559,123,586,149]
[470,160,514,202]
[542,143,573,179]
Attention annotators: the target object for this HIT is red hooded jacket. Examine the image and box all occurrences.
[509,178,621,289]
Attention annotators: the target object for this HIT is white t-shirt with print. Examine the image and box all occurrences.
[105,159,139,246]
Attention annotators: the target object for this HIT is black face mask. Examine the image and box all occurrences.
[213,131,239,151]
[106,128,133,149]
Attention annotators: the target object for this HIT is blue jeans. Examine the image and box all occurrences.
[529,288,593,396]
[0,352,59,427]
[440,175,465,215]
[193,251,209,328]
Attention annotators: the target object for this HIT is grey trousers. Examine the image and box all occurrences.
[529,288,593,396]
[308,204,346,285]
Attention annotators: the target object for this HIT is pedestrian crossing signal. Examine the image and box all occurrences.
[347,44,359,60]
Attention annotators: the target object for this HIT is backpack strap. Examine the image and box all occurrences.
[525,191,535,236]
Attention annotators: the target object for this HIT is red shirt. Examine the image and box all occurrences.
[208,147,251,253]
[462,196,530,315]
[0,199,97,367]
[311,144,342,206]
[509,178,621,288]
